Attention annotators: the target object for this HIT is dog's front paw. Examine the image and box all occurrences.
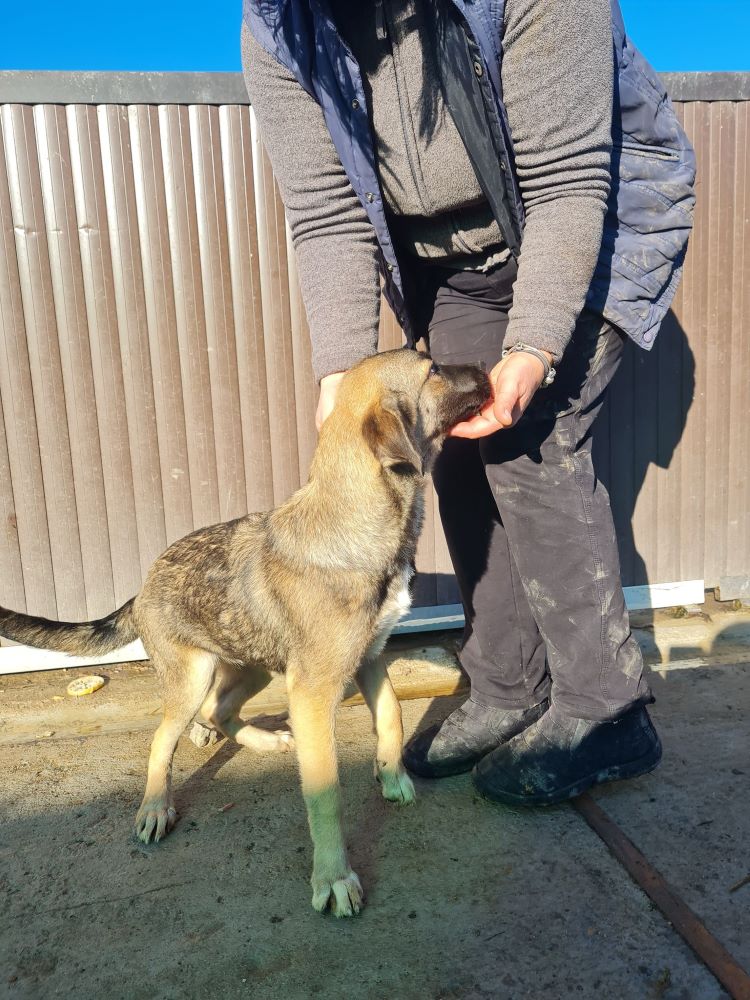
[376,763,416,805]
[134,800,177,843]
[311,870,364,918]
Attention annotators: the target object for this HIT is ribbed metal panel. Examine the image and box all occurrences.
[594,100,750,590]
[0,96,748,627]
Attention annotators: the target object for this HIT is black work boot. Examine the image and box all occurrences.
[472,703,662,805]
[403,697,549,778]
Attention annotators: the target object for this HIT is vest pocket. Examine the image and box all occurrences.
[615,142,680,162]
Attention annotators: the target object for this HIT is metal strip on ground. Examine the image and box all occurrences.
[574,793,750,1000]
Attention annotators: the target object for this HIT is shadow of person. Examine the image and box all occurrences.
[593,308,696,594]
[659,616,750,668]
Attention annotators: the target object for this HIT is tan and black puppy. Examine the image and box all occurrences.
[0,349,490,917]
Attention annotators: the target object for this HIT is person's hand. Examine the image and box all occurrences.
[448,350,553,439]
[316,371,347,430]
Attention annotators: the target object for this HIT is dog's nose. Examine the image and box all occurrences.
[442,363,492,401]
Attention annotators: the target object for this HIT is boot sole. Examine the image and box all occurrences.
[473,738,663,806]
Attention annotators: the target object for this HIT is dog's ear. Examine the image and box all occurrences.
[362,394,424,475]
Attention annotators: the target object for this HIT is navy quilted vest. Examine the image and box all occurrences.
[245,0,696,351]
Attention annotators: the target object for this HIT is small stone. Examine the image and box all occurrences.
[66,675,105,697]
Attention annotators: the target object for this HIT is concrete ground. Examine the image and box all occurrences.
[1,607,748,1000]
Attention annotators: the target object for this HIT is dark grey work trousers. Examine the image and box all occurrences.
[424,259,653,721]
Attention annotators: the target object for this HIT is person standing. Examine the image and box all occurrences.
[241,0,695,804]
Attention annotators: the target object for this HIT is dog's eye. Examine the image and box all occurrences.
[428,363,440,377]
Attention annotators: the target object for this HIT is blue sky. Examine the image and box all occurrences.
[1,1,748,73]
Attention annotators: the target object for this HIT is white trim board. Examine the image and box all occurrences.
[0,640,148,676]
[394,579,706,633]
[622,579,705,611]
[0,580,704,676]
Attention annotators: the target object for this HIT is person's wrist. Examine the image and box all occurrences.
[524,353,546,387]
[497,350,545,382]
[500,344,556,387]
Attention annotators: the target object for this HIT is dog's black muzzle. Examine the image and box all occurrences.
[435,363,493,430]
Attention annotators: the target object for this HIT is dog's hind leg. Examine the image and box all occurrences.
[201,661,294,754]
[356,657,416,805]
[286,662,363,918]
[135,647,216,844]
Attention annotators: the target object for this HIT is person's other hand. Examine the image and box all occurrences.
[448,350,552,439]
[316,371,347,430]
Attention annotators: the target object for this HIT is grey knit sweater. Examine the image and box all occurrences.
[242,0,613,381]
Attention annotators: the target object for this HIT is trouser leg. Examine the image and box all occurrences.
[427,261,548,709]
[480,313,652,721]
[432,437,549,708]
[424,260,650,721]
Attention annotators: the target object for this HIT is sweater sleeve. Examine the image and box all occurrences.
[501,0,613,361]
[241,23,382,382]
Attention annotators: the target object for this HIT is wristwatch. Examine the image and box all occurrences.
[501,343,557,386]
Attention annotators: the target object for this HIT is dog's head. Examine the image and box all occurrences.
[336,349,492,476]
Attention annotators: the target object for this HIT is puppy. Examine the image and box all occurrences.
[0,349,491,917]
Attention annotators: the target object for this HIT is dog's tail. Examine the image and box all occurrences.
[0,599,138,656]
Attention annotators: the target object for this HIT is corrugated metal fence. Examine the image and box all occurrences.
[0,72,747,625]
